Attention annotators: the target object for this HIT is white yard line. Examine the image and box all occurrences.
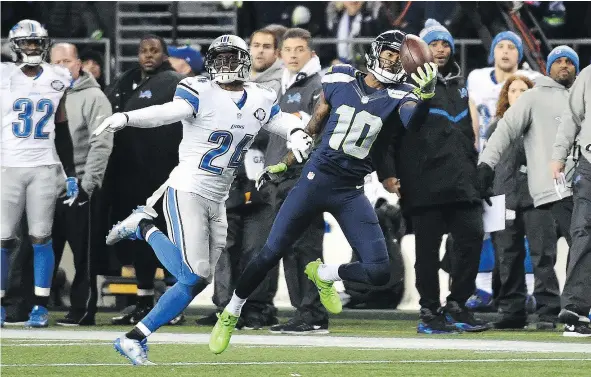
[2,359,591,368]
[1,329,589,354]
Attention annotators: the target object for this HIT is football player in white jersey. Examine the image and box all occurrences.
[93,35,313,365]
[1,20,79,328]
[467,31,541,152]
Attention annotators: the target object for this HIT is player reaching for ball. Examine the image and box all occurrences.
[209,30,438,354]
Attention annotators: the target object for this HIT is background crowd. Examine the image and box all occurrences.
[1,1,590,335]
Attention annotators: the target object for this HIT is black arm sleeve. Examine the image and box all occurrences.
[54,120,76,178]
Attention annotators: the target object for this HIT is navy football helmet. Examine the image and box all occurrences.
[365,30,407,84]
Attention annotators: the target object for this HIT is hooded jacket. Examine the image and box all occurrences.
[63,70,113,195]
[265,56,323,169]
[480,75,573,207]
[553,64,591,165]
[396,60,480,213]
[249,58,283,100]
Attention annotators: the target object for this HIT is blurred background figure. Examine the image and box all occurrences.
[167,44,204,77]
[80,49,106,90]
[50,43,113,326]
[102,34,184,326]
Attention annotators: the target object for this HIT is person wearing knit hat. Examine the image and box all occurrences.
[546,45,579,76]
[419,19,455,55]
[488,31,524,65]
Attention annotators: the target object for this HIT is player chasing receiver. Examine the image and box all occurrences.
[209,30,438,354]
[1,20,79,328]
[93,35,314,365]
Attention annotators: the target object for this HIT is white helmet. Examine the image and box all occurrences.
[9,19,50,66]
[205,35,251,84]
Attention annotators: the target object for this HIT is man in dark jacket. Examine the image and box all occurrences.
[102,34,184,325]
[396,20,488,334]
[264,28,329,334]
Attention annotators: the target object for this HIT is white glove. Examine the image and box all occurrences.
[93,113,129,136]
[287,128,313,163]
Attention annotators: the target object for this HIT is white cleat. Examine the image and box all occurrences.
[106,206,157,246]
[113,336,155,365]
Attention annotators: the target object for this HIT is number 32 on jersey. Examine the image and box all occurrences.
[12,98,54,139]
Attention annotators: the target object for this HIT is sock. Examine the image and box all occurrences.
[139,219,155,240]
[140,281,204,333]
[475,272,492,294]
[126,326,148,341]
[1,248,8,299]
[226,292,247,317]
[317,264,342,282]
[34,295,50,308]
[33,241,54,302]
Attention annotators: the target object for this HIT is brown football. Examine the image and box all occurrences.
[400,34,433,77]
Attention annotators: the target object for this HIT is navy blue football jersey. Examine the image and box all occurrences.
[310,64,418,181]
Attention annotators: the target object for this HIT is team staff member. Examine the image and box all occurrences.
[397,20,488,334]
[103,34,184,325]
[551,62,591,337]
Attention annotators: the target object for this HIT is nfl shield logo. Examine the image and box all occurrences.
[307,171,315,180]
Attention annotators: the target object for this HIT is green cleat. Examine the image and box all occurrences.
[305,259,342,314]
[209,310,239,354]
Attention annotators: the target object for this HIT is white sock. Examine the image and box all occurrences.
[475,272,492,293]
[226,292,246,317]
[136,322,152,337]
[317,264,342,282]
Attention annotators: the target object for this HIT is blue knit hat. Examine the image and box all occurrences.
[488,31,523,65]
[546,45,579,74]
[419,19,455,53]
[168,45,204,73]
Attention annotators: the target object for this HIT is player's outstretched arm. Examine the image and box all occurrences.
[281,92,332,167]
[93,100,194,136]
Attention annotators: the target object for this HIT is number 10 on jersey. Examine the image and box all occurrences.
[329,105,382,159]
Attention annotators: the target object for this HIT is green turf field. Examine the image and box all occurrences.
[2,313,590,377]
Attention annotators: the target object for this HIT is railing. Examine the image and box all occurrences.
[1,38,111,85]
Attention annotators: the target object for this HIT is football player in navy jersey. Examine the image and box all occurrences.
[210,30,438,354]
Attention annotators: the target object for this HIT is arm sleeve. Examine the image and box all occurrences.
[54,121,76,178]
[552,69,587,162]
[478,93,532,169]
[261,108,304,140]
[398,96,430,130]
[126,99,194,128]
[81,91,114,195]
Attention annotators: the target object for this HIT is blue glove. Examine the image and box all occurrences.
[64,177,79,206]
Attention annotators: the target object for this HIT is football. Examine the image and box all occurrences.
[400,34,433,77]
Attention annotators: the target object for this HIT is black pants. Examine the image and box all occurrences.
[52,193,99,320]
[561,155,591,314]
[213,192,278,318]
[411,202,484,311]
[491,206,560,318]
[548,197,573,247]
[4,217,34,319]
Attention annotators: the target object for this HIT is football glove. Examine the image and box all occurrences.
[411,62,438,100]
[255,162,287,191]
[93,113,129,136]
[63,177,79,206]
[287,128,313,163]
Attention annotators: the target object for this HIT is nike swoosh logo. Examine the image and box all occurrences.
[313,94,320,100]
[77,201,88,206]
[356,185,363,189]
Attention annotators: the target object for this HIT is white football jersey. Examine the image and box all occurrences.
[1,62,71,167]
[167,76,279,202]
[467,67,540,152]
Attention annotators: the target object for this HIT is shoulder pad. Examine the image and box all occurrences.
[47,63,72,83]
[179,76,212,94]
[246,82,277,103]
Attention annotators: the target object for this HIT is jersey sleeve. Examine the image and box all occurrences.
[321,64,357,103]
[174,77,203,115]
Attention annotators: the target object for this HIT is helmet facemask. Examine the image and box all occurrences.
[365,31,407,85]
[11,36,49,66]
[205,47,251,84]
